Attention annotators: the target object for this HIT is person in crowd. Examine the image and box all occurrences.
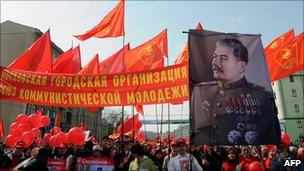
[92,144,103,158]
[239,146,255,170]
[162,141,179,171]
[222,147,239,171]
[152,148,164,171]
[129,143,157,171]
[4,141,26,169]
[101,136,112,157]
[18,146,52,171]
[54,144,69,159]
[265,149,278,171]
[168,139,203,171]
[114,141,134,171]
[202,145,222,171]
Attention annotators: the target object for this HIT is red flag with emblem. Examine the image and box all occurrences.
[52,46,82,73]
[265,29,295,56]
[267,32,303,81]
[124,29,168,72]
[74,0,125,41]
[99,43,130,74]
[8,30,52,72]
[174,23,203,65]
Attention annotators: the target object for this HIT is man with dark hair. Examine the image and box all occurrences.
[129,144,157,171]
[191,38,281,145]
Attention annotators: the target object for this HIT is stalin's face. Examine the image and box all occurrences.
[212,44,246,85]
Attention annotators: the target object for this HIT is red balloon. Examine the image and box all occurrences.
[281,133,292,146]
[68,127,85,145]
[16,114,28,124]
[27,114,40,128]
[51,127,61,135]
[5,134,16,148]
[16,123,31,137]
[63,133,70,144]
[248,161,265,171]
[44,133,52,143]
[56,132,66,144]
[21,131,35,148]
[40,116,50,127]
[10,122,19,134]
[31,128,41,138]
[49,135,57,146]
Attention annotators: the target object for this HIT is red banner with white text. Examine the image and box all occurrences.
[0,63,188,107]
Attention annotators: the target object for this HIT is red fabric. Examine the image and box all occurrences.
[74,0,124,41]
[124,29,167,72]
[240,157,255,171]
[267,32,303,81]
[222,161,237,171]
[78,54,100,112]
[134,130,145,142]
[78,54,100,75]
[134,105,144,115]
[0,118,4,138]
[99,43,130,74]
[116,114,142,134]
[264,157,272,169]
[265,29,295,56]
[52,46,82,74]
[8,30,52,73]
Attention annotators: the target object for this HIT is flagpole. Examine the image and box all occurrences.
[121,33,125,146]
[167,55,171,143]
[132,106,135,141]
[155,104,159,137]
[160,104,163,142]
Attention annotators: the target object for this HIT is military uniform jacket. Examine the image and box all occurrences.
[190,77,281,145]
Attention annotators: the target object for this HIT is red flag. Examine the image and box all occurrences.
[78,54,100,112]
[99,43,130,74]
[78,54,100,75]
[134,131,145,142]
[74,0,125,41]
[265,29,295,56]
[52,46,82,74]
[8,30,52,72]
[0,118,4,138]
[116,114,142,134]
[267,32,303,81]
[135,105,144,115]
[124,29,168,72]
[174,23,203,65]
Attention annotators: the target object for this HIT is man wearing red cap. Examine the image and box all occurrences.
[168,139,202,171]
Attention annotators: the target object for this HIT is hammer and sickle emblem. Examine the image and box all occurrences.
[136,43,157,65]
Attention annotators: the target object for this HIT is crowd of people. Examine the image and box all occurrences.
[0,136,304,171]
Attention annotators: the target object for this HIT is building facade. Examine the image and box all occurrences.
[272,70,304,144]
[0,20,104,140]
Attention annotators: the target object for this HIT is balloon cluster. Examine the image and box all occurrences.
[5,110,50,148]
[44,127,86,147]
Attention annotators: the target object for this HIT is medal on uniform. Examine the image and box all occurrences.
[202,100,211,111]
[226,97,234,113]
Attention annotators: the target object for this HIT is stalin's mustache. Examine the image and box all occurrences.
[212,65,223,73]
